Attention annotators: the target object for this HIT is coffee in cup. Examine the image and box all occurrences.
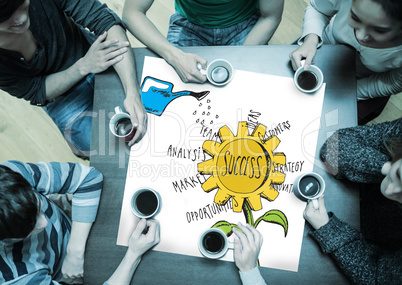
[109,106,136,142]
[297,70,318,90]
[210,66,229,83]
[293,172,325,209]
[131,188,161,219]
[294,63,324,93]
[198,228,234,259]
[115,118,132,136]
[197,59,234,86]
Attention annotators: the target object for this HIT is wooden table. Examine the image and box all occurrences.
[85,45,358,284]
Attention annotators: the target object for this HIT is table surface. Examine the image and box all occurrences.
[86,45,358,285]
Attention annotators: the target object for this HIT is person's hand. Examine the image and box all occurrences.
[303,195,330,230]
[79,31,129,75]
[167,50,207,83]
[124,94,148,146]
[289,34,319,71]
[233,223,263,272]
[381,159,402,203]
[104,219,160,285]
[60,246,84,284]
[127,219,160,259]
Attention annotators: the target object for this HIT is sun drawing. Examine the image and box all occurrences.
[198,122,286,212]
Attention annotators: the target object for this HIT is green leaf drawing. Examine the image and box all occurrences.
[211,221,240,236]
[254,210,288,237]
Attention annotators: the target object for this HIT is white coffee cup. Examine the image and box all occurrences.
[293,172,325,210]
[294,62,324,93]
[130,188,161,219]
[198,228,234,259]
[197,59,234,86]
[109,106,135,142]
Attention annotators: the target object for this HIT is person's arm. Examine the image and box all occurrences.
[319,121,399,183]
[242,0,284,45]
[122,0,207,83]
[61,221,93,284]
[104,24,148,145]
[45,0,130,101]
[357,68,402,100]
[304,196,402,284]
[105,219,160,285]
[44,31,129,101]
[289,0,338,70]
[233,223,267,285]
[289,33,319,70]
[0,161,103,198]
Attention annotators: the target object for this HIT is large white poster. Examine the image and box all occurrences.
[117,56,325,272]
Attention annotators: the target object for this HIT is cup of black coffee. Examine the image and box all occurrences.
[197,59,234,86]
[109,106,136,142]
[198,228,234,259]
[293,172,325,209]
[131,188,161,219]
[294,64,324,93]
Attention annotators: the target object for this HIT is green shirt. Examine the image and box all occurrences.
[175,0,259,28]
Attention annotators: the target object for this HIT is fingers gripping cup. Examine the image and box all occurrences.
[293,172,325,210]
[131,188,161,219]
[197,59,234,86]
[109,106,136,142]
[294,63,324,93]
[198,228,234,259]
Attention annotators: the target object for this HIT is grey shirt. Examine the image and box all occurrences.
[311,211,402,285]
[320,118,402,183]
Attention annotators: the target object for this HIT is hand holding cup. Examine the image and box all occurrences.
[293,61,324,93]
[197,59,234,86]
[233,223,263,272]
[128,218,160,258]
[303,196,329,230]
[293,172,325,210]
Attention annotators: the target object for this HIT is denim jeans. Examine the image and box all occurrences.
[167,12,260,47]
[43,74,94,158]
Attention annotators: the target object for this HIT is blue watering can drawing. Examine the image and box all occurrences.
[140,77,210,116]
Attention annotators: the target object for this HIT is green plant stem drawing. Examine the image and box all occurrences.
[242,200,255,227]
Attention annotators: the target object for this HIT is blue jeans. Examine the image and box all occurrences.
[43,74,94,158]
[167,12,260,47]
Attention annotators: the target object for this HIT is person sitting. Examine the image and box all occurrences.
[0,0,147,159]
[0,161,160,284]
[289,0,402,125]
[304,136,402,284]
[122,0,284,83]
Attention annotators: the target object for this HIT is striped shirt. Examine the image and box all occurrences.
[0,161,103,284]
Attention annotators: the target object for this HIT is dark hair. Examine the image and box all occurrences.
[385,137,402,163]
[0,165,38,240]
[0,0,25,23]
[372,0,402,22]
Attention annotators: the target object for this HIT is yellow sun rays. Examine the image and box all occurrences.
[198,122,286,212]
